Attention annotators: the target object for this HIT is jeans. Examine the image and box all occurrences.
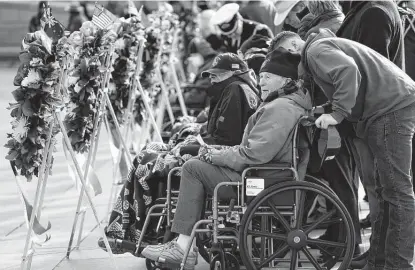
[365,104,415,270]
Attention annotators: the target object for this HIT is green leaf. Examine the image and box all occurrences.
[22,99,34,117]
[6,150,19,161]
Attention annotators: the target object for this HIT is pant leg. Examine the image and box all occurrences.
[366,105,415,270]
[321,138,362,244]
[352,137,378,225]
[171,159,241,236]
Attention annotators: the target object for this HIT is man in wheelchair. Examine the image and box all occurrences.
[141,47,312,269]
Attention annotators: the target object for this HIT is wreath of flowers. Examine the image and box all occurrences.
[133,8,180,122]
[5,30,63,181]
[59,21,118,154]
[109,16,145,125]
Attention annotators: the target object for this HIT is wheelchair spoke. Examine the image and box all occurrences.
[304,209,336,234]
[301,247,323,270]
[290,249,298,270]
[307,238,347,249]
[295,190,306,229]
[258,243,290,268]
[248,230,287,241]
[267,201,291,232]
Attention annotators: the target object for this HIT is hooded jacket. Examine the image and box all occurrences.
[204,71,260,146]
[336,1,403,68]
[211,87,312,172]
[301,29,415,138]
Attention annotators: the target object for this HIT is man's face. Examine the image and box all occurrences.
[278,36,305,53]
[259,72,288,100]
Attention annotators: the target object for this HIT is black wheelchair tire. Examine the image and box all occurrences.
[239,181,355,270]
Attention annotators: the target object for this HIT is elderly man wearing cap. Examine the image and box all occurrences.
[141,47,311,270]
[199,53,260,146]
[211,3,273,54]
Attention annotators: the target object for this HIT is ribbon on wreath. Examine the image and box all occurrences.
[61,140,102,200]
[10,161,52,244]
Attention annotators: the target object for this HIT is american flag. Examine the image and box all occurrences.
[92,4,117,29]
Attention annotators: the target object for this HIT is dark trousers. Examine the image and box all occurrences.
[319,138,362,244]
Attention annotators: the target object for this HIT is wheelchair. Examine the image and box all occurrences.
[133,115,356,270]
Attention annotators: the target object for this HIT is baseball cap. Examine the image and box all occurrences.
[201,53,249,78]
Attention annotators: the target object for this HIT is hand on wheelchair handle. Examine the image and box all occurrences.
[315,114,339,129]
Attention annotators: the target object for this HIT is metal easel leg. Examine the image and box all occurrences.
[21,121,54,270]
[55,110,119,269]
[170,60,188,117]
[65,95,106,257]
[75,109,106,249]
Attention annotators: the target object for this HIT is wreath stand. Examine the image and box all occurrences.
[106,38,164,216]
[65,42,144,257]
[19,55,119,270]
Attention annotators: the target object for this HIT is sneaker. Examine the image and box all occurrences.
[142,240,198,270]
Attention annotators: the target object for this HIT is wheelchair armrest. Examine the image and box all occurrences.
[242,163,294,178]
[248,163,292,169]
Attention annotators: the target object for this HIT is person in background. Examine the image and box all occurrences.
[274,0,307,33]
[29,1,47,32]
[299,0,344,39]
[239,0,279,35]
[238,33,271,81]
[211,3,273,54]
[66,1,88,33]
[336,0,404,245]
[80,1,94,21]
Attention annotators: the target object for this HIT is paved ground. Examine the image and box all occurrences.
[0,65,370,270]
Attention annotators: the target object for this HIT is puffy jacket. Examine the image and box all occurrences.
[301,29,415,138]
[211,87,312,172]
[204,73,260,146]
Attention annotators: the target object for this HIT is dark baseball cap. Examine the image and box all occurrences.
[201,53,249,78]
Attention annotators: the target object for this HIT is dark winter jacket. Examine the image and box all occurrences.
[204,73,260,146]
[336,0,404,68]
[301,29,415,138]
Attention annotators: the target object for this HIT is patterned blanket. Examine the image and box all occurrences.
[105,129,202,244]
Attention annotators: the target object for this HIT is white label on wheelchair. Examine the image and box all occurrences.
[246,178,264,196]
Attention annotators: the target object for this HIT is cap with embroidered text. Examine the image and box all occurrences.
[201,53,248,78]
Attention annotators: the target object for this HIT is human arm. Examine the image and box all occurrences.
[307,44,362,123]
[210,103,299,171]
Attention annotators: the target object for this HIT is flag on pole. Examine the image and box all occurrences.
[92,3,117,29]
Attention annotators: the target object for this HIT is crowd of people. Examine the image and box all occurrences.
[35,1,415,269]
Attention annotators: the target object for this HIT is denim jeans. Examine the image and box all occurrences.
[365,104,415,270]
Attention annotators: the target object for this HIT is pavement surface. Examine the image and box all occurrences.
[0,65,370,270]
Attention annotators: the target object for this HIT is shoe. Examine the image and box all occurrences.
[359,215,371,229]
[141,240,199,270]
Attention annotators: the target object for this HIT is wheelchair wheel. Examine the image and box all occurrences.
[210,253,240,270]
[239,181,355,270]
